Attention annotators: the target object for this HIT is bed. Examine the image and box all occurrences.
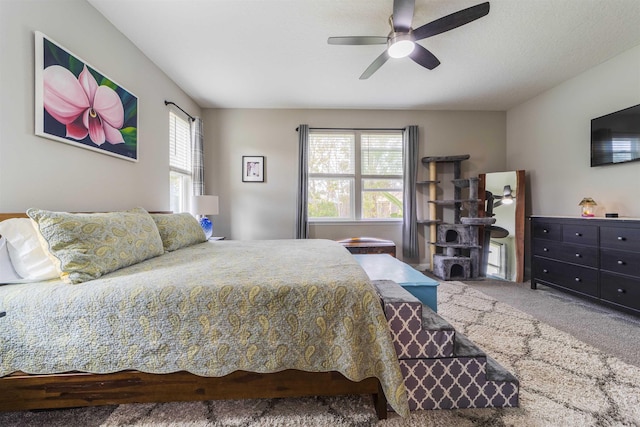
[0,209,409,418]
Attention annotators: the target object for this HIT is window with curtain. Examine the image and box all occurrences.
[308,130,403,221]
[169,111,192,213]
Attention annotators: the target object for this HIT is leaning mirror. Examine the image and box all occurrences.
[478,170,525,282]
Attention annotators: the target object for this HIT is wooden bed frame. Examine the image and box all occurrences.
[0,212,388,419]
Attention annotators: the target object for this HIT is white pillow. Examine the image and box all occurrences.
[0,236,25,284]
[0,218,58,282]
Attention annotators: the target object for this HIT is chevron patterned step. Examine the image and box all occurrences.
[372,280,455,359]
[398,330,519,411]
[398,356,519,410]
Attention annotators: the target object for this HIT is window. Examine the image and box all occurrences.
[611,136,640,164]
[169,111,192,213]
[308,130,403,221]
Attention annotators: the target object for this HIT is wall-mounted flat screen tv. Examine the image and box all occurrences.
[591,104,640,167]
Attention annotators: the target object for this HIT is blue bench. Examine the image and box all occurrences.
[353,254,440,312]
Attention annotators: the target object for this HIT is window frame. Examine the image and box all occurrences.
[308,129,403,223]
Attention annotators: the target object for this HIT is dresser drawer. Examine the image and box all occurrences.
[600,272,640,312]
[533,257,598,297]
[533,239,597,267]
[532,222,562,241]
[563,224,598,246]
[600,249,640,277]
[600,226,640,251]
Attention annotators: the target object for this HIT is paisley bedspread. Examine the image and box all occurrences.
[0,239,408,415]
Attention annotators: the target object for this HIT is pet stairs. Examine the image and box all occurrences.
[372,280,519,411]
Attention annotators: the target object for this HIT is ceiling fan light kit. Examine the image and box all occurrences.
[501,185,514,205]
[387,33,415,58]
[328,0,490,79]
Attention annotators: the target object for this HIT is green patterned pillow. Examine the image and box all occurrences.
[151,213,207,252]
[27,207,164,284]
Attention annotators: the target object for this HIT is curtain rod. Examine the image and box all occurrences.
[296,126,405,132]
[164,100,195,122]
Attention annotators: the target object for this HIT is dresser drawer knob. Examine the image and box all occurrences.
[543,248,549,252]
[575,277,581,282]
[617,236,626,241]
[543,269,548,273]
[543,229,548,233]
[617,260,625,265]
[575,232,582,237]
[617,288,626,294]
[575,253,581,258]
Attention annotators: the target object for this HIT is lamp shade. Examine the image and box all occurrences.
[578,197,597,207]
[192,195,219,216]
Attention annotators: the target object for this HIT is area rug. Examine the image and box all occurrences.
[1,281,639,427]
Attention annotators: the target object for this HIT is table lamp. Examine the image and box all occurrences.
[579,197,597,217]
[192,195,219,239]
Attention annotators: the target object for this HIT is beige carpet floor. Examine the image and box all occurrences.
[1,281,639,426]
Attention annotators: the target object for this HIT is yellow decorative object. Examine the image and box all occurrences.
[579,197,597,217]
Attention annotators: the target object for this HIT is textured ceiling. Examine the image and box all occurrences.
[88,0,640,111]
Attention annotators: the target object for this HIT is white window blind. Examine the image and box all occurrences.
[169,111,191,175]
[361,133,403,175]
[309,133,355,175]
[169,111,192,214]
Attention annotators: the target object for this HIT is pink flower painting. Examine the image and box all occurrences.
[43,65,125,146]
[35,32,138,161]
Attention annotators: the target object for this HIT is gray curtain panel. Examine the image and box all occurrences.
[191,117,205,196]
[295,125,309,239]
[402,125,420,259]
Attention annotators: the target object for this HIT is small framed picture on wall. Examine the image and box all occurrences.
[242,156,265,182]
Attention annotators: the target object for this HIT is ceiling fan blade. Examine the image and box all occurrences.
[413,2,490,41]
[328,36,388,45]
[409,44,441,70]
[393,0,415,32]
[359,50,390,80]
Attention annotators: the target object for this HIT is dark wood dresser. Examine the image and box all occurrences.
[531,216,640,315]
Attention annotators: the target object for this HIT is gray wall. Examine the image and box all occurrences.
[506,43,640,218]
[0,0,200,213]
[203,108,506,262]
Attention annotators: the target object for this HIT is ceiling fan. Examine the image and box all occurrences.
[485,184,516,208]
[328,0,490,79]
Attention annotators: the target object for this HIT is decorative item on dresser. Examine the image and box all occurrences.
[578,197,597,217]
[531,216,640,315]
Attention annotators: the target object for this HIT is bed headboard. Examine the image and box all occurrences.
[0,211,171,222]
[0,213,27,221]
